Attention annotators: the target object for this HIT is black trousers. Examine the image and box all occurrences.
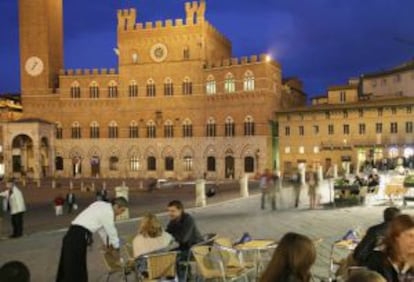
[56,225,91,282]
[11,212,24,237]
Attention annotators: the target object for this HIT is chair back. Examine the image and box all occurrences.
[214,237,244,267]
[102,251,123,273]
[191,245,223,279]
[143,251,179,280]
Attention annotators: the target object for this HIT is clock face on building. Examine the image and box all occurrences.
[25,56,44,77]
[150,43,168,62]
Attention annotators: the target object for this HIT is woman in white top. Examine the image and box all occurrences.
[133,213,174,258]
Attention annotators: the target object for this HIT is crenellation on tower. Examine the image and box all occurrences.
[203,54,279,70]
[145,22,153,29]
[155,21,163,28]
[59,68,119,76]
[117,8,137,31]
[165,19,173,28]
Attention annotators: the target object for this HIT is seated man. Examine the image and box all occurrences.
[166,200,202,253]
[353,207,400,265]
[166,200,203,279]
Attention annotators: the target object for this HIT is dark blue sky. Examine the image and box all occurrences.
[1,0,413,96]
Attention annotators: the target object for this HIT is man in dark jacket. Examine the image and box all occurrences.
[166,200,202,252]
[353,206,400,265]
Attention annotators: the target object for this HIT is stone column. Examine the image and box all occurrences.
[317,165,323,182]
[195,179,206,207]
[333,164,338,178]
[239,174,249,198]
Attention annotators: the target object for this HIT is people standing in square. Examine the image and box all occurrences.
[0,179,26,238]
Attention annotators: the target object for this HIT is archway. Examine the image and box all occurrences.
[72,156,82,177]
[90,156,100,177]
[11,134,34,176]
[225,156,235,179]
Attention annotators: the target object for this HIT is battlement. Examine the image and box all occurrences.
[204,54,278,70]
[59,68,118,76]
[117,0,208,32]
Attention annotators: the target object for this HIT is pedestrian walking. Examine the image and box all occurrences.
[0,179,26,238]
[260,169,271,209]
[56,197,128,282]
[307,170,319,209]
[54,195,65,216]
[292,171,302,208]
[65,191,76,214]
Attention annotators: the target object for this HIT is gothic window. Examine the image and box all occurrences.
[147,156,156,171]
[164,120,174,138]
[224,73,236,93]
[243,71,255,91]
[90,121,100,139]
[182,119,193,138]
[146,79,156,97]
[182,77,193,95]
[206,117,216,137]
[108,81,118,98]
[183,47,190,60]
[129,121,139,138]
[164,77,174,96]
[207,156,216,172]
[184,156,193,171]
[56,122,63,139]
[71,121,81,139]
[165,157,174,171]
[147,120,156,138]
[244,116,255,136]
[129,80,138,97]
[70,81,81,98]
[225,116,235,137]
[206,75,216,95]
[108,121,118,138]
[130,156,140,171]
[89,81,99,99]
[244,157,255,173]
[109,156,119,171]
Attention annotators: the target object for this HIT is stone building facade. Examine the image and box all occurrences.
[2,0,305,180]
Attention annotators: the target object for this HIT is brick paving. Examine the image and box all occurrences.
[0,180,412,281]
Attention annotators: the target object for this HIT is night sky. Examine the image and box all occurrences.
[1,0,413,97]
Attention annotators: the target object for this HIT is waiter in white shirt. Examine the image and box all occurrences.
[56,197,128,282]
[0,179,26,238]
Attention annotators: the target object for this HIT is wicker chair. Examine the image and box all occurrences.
[102,250,131,282]
[192,245,253,282]
[136,251,179,282]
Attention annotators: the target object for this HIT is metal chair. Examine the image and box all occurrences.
[135,251,180,282]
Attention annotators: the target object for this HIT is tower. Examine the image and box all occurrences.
[19,0,64,96]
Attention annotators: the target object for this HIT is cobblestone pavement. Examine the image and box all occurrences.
[0,180,412,281]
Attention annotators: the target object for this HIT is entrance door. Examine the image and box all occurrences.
[91,156,100,177]
[72,157,82,177]
[225,156,235,179]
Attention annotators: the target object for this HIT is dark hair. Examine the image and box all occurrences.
[0,261,30,282]
[383,207,400,222]
[112,197,128,208]
[346,269,386,282]
[384,214,414,262]
[260,232,316,282]
[168,200,184,211]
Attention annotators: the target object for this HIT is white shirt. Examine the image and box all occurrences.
[0,185,26,215]
[72,201,120,248]
[133,231,173,258]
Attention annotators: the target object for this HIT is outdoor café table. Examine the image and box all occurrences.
[329,239,359,281]
[385,183,406,204]
[234,239,277,279]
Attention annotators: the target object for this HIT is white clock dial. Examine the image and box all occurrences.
[25,56,44,77]
[150,43,168,62]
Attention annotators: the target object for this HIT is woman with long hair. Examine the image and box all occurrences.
[132,213,174,258]
[365,214,414,281]
[260,232,316,282]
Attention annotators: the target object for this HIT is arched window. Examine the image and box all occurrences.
[56,122,63,139]
[244,156,255,172]
[224,73,235,93]
[184,156,193,172]
[182,77,193,95]
[244,116,255,136]
[131,51,139,64]
[108,80,118,98]
[206,117,216,137]
[109,156,119,171]
[90,121,100,139]
[182,119,193,138]
[146,79,156,97]
[147,156,156,171]
[108,121,118,138]
[164,120,174,138]
[206,75,216,95]
[130,156,140,171]
[71,121,81,139]
[70,81,81,98]
[207,156,216,172]
[55,156,64,171]
[129,80,138,97]
[89,81,99,98]
[165,157,174,171]
[164,77,174,96]
[129,120,139,138]
[225,116,235,137]
[243,71,255,91]
[147,120,156,138]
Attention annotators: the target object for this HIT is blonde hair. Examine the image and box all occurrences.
[138,213,163,238]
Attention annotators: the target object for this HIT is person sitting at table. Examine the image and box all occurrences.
[133,213,175,258]
[260,232,316,282]
[353,207,400,265]
[364,214,414,281]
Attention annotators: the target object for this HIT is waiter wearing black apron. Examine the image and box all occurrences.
[56,197,128,282]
